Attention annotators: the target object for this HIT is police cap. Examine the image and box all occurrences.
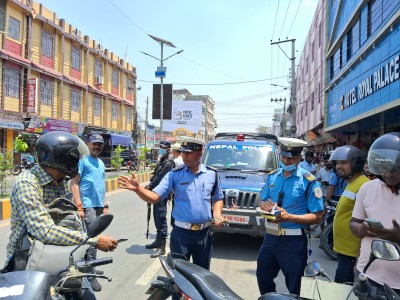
[180,137,205,152]
[278,137,307,157]
[160,141,171,149]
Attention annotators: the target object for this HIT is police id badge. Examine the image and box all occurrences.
[314,187,323,198]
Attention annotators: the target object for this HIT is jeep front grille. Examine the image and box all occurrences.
[222,191,260,209]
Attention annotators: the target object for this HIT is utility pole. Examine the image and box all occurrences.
[145,97,149,148]
[271,38,296,137]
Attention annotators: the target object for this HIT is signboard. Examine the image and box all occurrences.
[155,66,167,78]
[27,78,38,113]
[163,100,203,136]
[26,116,84,135]
[0,113,24,130]
[152,84,172,120]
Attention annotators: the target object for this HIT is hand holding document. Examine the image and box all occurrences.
[260,203,281,221]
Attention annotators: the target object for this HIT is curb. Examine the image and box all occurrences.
[0,171,152,221]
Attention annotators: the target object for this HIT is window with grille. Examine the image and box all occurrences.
[127,78,132,94]
[41,30,53,58]
[112,69,119,88]
[72,46,81,70]
[40,79,52,106]
[126,107,132,123]
[94,97,101,116]
[4,67,20,98]
[71,90,80,111]
[8,16,20,40]
[112,103,119,120]
[94,59,102,78]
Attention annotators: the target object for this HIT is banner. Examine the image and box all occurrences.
[163,100,203,136]
[27,78,38,113]
[26,116,84,135]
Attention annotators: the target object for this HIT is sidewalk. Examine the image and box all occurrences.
[0,171,152,221]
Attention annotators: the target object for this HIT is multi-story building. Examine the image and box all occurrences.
[295,0,338,153]
[0,1,137,155]
[325,0,400,151]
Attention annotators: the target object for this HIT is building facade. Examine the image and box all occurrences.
[0,0,137,155]
[325,0,400,151]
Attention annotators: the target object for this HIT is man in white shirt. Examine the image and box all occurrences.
[299,151,316,175]
[316,154,334,199]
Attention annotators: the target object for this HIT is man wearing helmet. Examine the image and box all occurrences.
[2,131,118,272]
[350,132,400,295]
[330,145,369,284]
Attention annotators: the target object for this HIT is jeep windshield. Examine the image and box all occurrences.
[203,144,277,172]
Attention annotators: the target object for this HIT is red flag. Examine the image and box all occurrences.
[309,131,317,141]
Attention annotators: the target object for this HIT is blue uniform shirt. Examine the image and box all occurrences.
[260,167,324,229]
[78,156,106,208]
[153,164,223,224]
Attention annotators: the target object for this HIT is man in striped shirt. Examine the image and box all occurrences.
[2,131,117,272]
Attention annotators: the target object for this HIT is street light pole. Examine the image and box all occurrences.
[142,34,183,146]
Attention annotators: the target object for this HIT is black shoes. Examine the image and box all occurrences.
[89,277,102,292]
[145,238,161,249]
[150,239,166,258]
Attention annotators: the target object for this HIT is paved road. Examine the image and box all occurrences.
[0,188,338,299]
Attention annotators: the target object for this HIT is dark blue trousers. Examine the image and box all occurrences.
[170,225,213,270]
[153,198,168,239]
[335,253,356,284]
[256,233,308,296]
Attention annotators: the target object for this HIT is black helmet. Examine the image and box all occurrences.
[34,131,89,178]
[368,132,400,176]
[330,145,365,173]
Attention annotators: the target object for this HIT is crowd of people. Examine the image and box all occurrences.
[1,130,399,297]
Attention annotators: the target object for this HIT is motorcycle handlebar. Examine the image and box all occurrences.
[85,257,113,268]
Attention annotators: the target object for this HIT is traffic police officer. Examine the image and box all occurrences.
[257,137,324,296]
[118,137,224,270]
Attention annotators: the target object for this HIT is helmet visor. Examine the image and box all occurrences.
[64,138,89,177]
[368,149,400,176]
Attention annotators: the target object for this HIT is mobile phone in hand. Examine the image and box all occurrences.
[117,238,128,243]
[364,218,384,229]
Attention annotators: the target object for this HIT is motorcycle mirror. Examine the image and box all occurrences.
[304,261,321,277]
[87,214,114,238]
[371,240,400,261]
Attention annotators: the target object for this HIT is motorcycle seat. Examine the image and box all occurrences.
[173,259,244,300]
[0,271,51,299]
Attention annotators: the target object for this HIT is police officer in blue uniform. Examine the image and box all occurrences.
[257,137,324,296]
[118,137,224,270]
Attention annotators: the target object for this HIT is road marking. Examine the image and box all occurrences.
[135,245,170,286]
[0,220,10,228]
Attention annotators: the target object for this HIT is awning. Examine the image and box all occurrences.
[88,84,107,96]
[305,131,337,146]
[64,74,88,89]
[111,134,131,146]
[107,92,124,102]
[0,49,31,67]
[31,61,63,79]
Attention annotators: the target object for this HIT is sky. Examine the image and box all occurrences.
[38,0,319,133]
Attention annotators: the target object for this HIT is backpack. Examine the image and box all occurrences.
[13,198,87,275]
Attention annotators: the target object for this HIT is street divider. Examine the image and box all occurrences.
[0,171,153,221]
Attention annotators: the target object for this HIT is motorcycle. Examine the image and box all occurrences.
[127,159,139,172]
[0,214,114,300]
[317,199,338,261]
[146,240,400,300]
[10,157,36,175]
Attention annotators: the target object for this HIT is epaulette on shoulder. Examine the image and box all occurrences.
[205,165,218,172]
[268,169,278,175]
[303,172,316,182]
[172,165,184,172]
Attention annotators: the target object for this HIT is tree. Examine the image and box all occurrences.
[138,147,151,171]
[255,125,270,134]
[111,145,124,175]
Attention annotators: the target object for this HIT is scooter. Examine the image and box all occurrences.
[146,240,400,300]
[10,157,36,175]
[0,214,114,300]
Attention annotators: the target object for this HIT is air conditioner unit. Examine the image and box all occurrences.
[96,76,104,84]
[75,28,82,38]
[97,44,104,52]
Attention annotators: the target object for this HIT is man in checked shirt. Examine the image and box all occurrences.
[1,131,117,273]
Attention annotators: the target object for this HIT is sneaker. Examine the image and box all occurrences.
[89,277,102,292]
